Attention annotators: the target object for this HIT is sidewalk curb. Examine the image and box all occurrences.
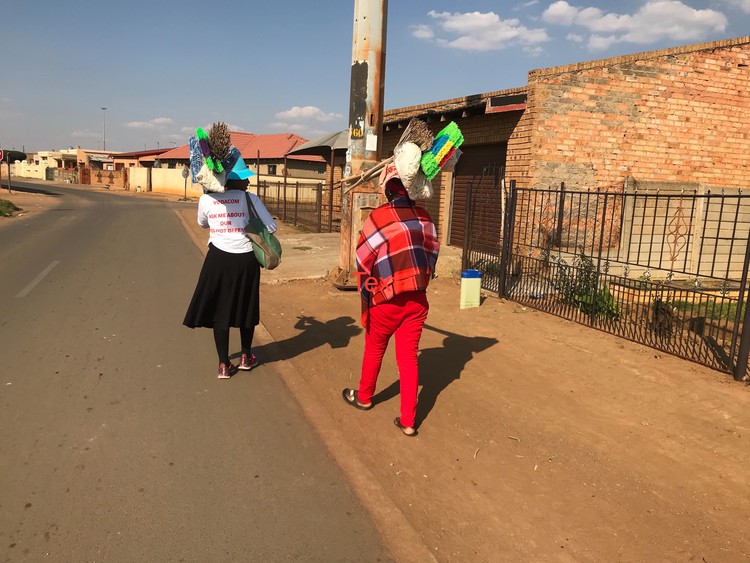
[177,209,438,563]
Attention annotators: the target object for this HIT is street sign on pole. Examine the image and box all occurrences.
[0,149,4,160]
[182,166,189,200]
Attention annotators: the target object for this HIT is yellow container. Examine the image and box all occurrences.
[460,269,482,309]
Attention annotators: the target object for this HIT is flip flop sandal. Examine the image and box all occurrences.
[393,417,418,437]
[341,388,373,411]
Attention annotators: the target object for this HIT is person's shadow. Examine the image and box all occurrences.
[244,315,361,364]
[371,324,498,426]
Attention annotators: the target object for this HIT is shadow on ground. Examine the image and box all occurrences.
[371,323,499,426]
[243,315,362,364]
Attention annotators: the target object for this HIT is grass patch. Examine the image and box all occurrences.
[0,199,21,217]
[669,299,746,321]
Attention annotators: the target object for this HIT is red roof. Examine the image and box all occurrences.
[113,148,171,159]
[156,132,324,162]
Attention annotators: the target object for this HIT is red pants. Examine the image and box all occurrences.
[357,291,429,428]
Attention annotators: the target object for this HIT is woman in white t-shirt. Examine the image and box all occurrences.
[183,157,277,378]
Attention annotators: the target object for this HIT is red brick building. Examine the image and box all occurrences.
[383,36,750,247]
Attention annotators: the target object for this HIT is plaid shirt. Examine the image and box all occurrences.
[356,197,440,325]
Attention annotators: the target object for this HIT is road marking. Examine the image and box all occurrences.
[15,261,61,298]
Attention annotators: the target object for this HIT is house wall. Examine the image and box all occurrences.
[10,162,47,180]
[528,37,750,191]
[284,159,327,179]
[382,109,531,245]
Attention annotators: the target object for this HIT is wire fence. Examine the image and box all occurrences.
[256,180,340,233]
[464,179,750,379]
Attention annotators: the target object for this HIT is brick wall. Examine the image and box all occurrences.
[528,37,750,191]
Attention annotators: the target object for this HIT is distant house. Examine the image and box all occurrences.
[155,132,325,178]
[112,148,171,170]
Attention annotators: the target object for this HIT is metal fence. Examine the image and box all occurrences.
[463,179,750,380]
[256,180,340,233]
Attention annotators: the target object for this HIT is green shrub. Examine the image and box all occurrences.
[554,250,620,320]
[0,199,20,217]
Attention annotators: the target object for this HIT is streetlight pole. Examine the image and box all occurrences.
[101,107,107,151]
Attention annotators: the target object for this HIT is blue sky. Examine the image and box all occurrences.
[2,0,748,153]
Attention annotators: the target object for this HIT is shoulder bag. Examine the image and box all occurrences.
[244,193,282,270]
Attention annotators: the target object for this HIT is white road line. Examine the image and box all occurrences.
[15,261,61,298]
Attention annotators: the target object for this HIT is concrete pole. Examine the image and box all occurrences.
[334,0,388,288]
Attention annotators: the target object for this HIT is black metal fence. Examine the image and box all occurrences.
[464,179,750,380]
[256,180,340,233]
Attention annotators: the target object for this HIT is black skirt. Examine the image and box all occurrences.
[183,244,261,329]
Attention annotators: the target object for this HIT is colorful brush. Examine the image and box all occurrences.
[195,127,223,173]
[420,121,464,180]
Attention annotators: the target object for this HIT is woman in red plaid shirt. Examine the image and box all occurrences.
[341,164,440,437]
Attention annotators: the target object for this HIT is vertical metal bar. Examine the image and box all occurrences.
[316,183,323,232]
[607,191,618,263]
[555,182,565,246]
[658,195,671,271]
[573,192,583,252]
[733,279,750,381]
[684,191,698,274]
[636,192,648,268]
[730,222,750,377]
[591,193,609,324]
[697,194,711,278]
[646,191,659,268]
[283,156,288,221]
[711,192,726,278]
[725,195,741,280]
[499,180,517,297]
[294,181,299,226]
[462,182,473,271]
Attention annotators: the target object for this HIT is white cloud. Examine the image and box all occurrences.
[124,117,174,129]
[269,121,311,133]
[723,0,750,13]
[411,24,434,39]
[567,33,585,42]
[275,106,342,122]
[542,1,727,50]
[588,34,619,50]
[414,10,550,52]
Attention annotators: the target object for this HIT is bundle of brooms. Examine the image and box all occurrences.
[340,118,434,192]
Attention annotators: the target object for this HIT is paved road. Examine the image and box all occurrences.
[0,182,392,562]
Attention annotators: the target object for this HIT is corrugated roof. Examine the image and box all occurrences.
[156,132,323,162]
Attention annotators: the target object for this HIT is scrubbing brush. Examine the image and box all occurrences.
[420,121,464,180]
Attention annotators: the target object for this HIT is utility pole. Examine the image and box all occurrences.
[333,0,388,288]
[101,107,107,151]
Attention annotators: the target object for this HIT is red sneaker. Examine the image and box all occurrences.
[238,353,260,371]
[218,362,238,379]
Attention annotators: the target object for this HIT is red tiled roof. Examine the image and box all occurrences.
[156,132,323,162]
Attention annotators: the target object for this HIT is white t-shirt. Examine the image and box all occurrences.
[197,190,277,254]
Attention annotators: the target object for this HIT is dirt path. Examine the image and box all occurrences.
[259,277,750,562]
[0,188,61,223]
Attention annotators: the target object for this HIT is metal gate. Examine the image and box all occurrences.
[463,180,750,380]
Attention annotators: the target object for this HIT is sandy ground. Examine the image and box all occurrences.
[4,185,750,562]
